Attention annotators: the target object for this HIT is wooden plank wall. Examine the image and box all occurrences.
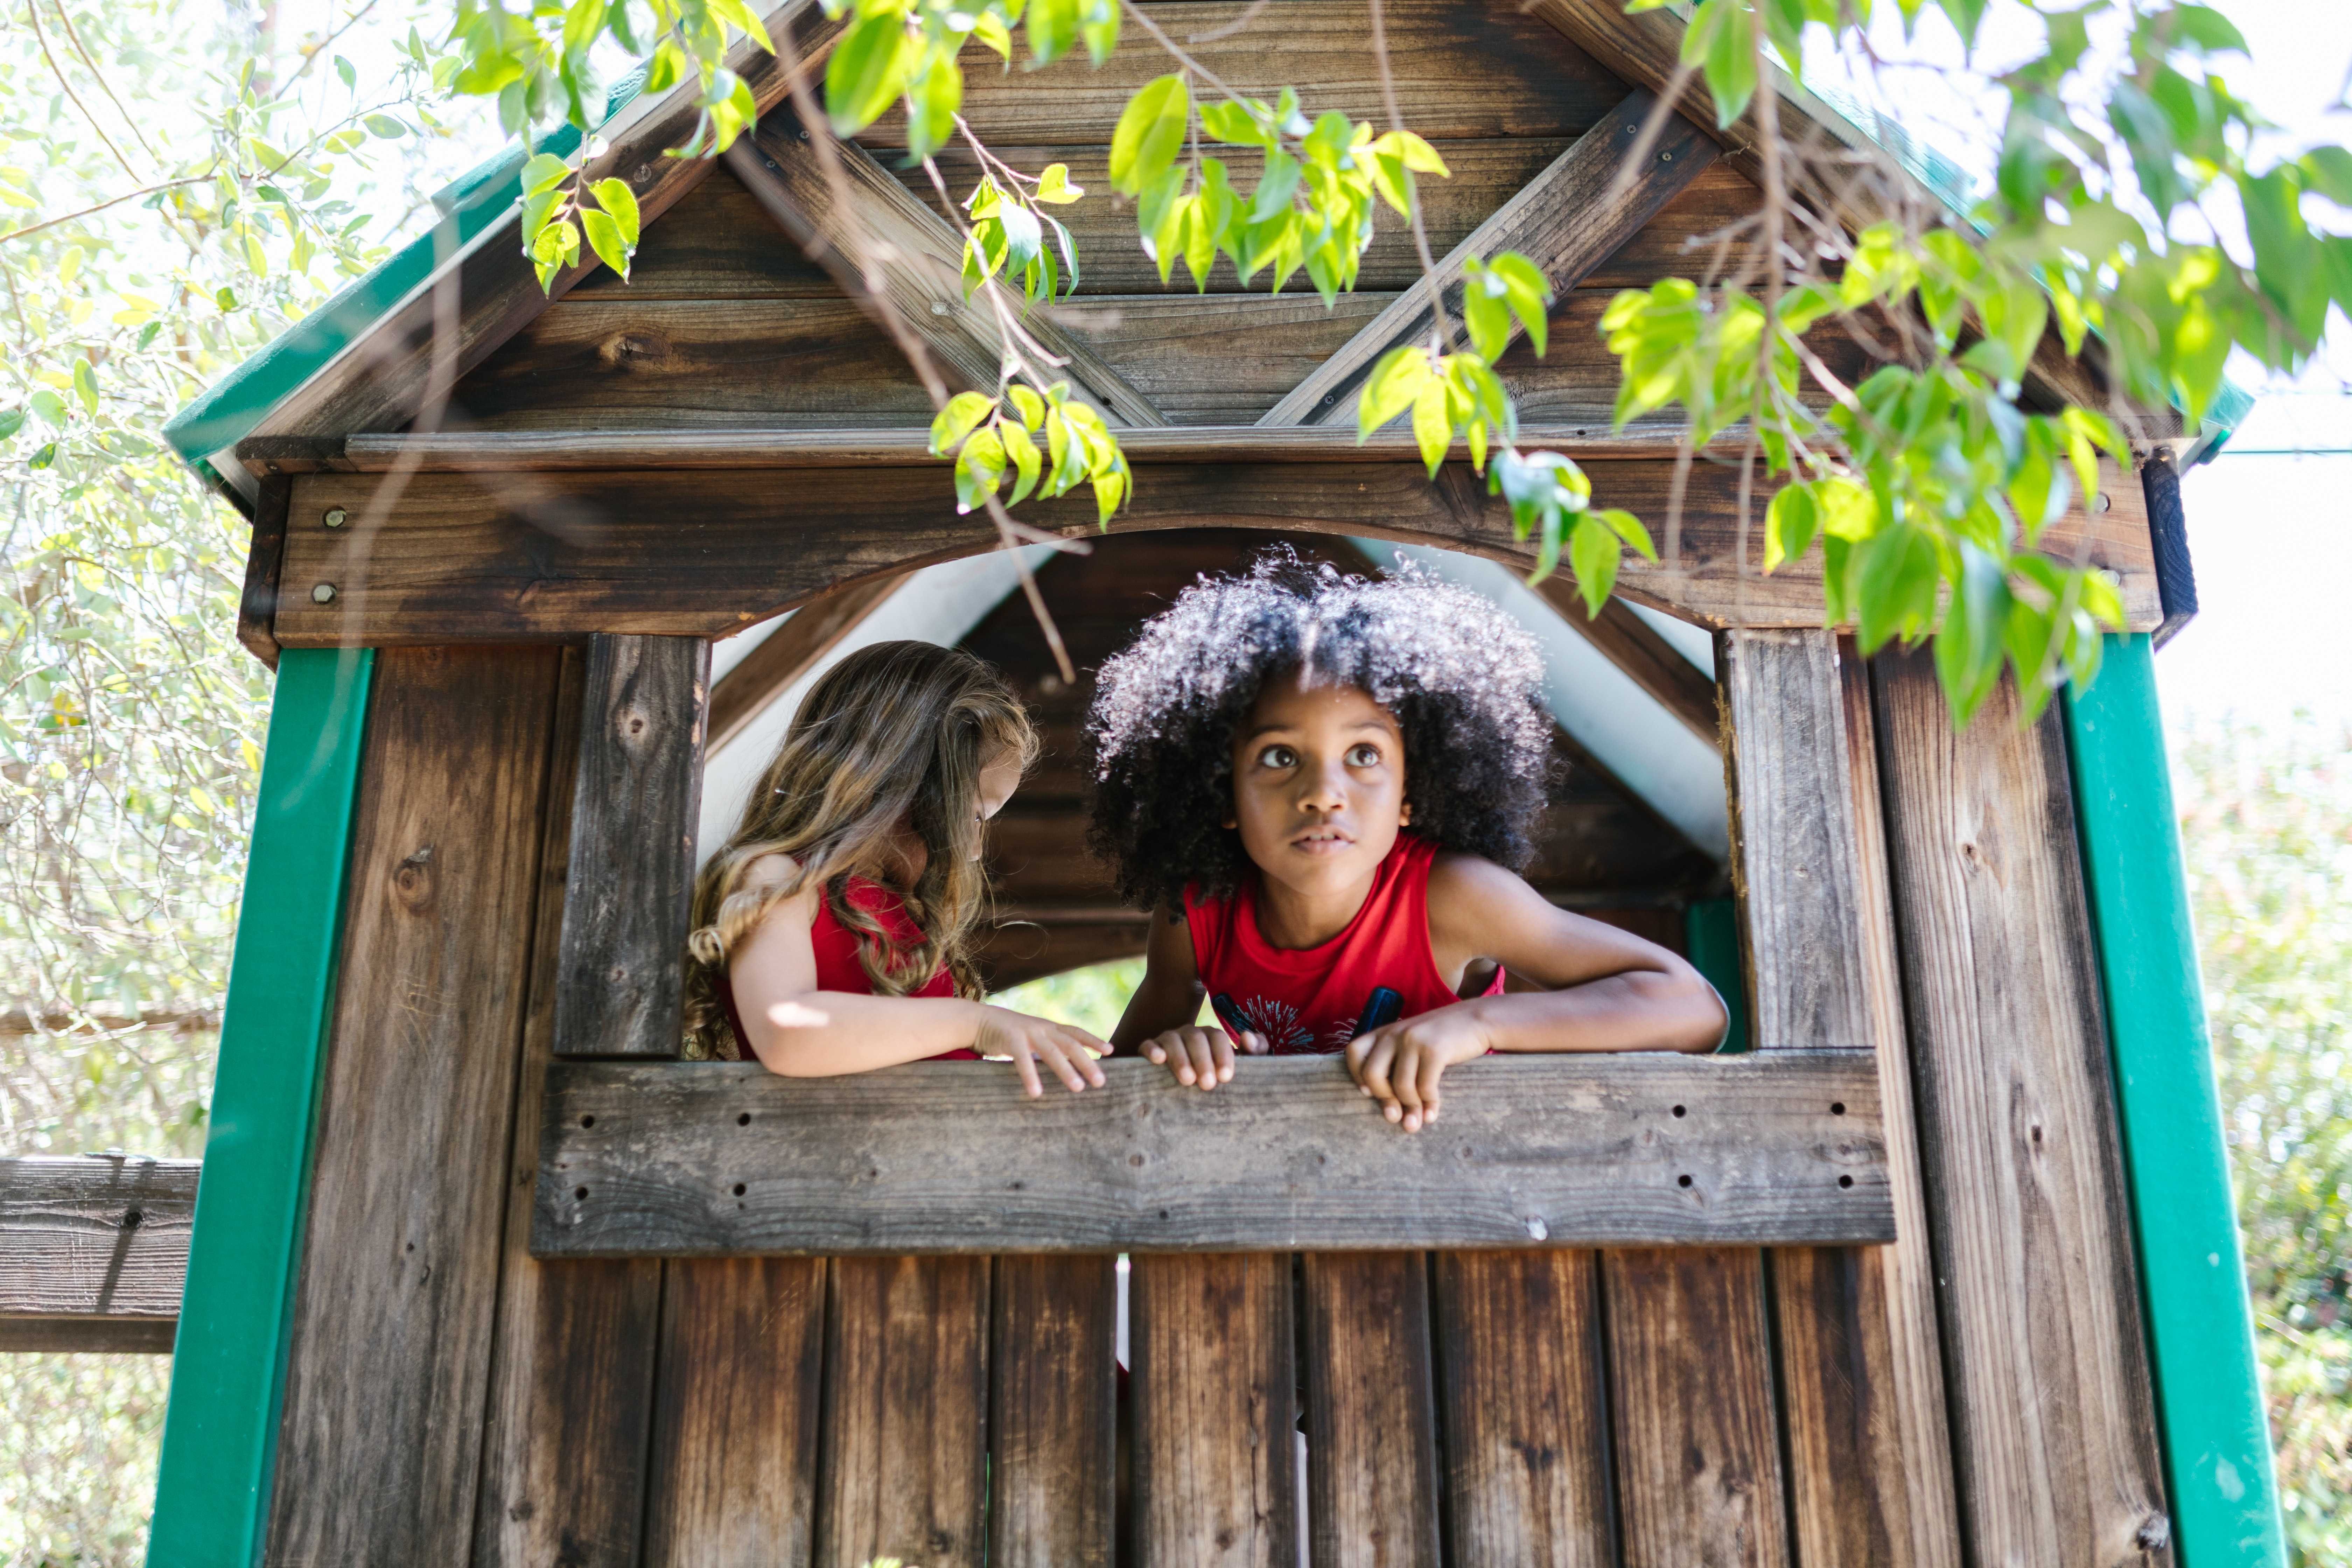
[257,644,2176,1568]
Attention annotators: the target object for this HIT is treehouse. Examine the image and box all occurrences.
[21,1,2273,1564]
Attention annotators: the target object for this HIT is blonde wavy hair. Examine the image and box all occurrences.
[684,639,1037,1059]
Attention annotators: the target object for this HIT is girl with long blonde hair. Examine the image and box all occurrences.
[685,639,1108,1094]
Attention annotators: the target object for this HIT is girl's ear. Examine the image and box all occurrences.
[1400,798,1413,825]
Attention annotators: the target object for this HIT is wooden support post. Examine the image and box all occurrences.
[1872,650,2173,1564]
[1130,1253,1298,1568]
[554,633,710,1059]
[726,113,1167,428]
[1717,626,1961,1567]
[475,648,667,1568]
[1258,91,1715,429]
[266,646,565,1568]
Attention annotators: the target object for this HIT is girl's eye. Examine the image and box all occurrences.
[1256,744,1297,769]
[1346,743,1382,768]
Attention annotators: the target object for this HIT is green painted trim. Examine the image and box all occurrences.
[147,648,376,1568]
[1684,897,1750,1054]
[2064,635,2285,1568]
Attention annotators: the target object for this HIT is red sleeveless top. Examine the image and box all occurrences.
[1183,833,1502,1055]
[722,875,976,1062]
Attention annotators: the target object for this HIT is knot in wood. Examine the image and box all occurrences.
[2135,1514,2171,1552]
[597,330,673,370]
[392,844,436,911]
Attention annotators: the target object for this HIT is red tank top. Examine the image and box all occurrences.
[1184,833,1503,1055]
[722,875,975,1061]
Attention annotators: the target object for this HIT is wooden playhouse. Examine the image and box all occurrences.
[87,1,2285,1564]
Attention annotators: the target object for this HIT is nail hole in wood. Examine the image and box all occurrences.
[121,1209,142,1229]
[580,1114,595,1128]
[733,1183,747,1197]
[1839,1175,1855,1189]
[737,1112,751,1126]
[1677,1174,1693,1188]
[1671,1104,1687,1118]
[1830,1101,1846,1115]
[574,1186,589,1200]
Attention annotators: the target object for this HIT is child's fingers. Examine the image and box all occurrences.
[1417,1052,1447,1125]
[1182,1029,1223,1091]
[1041,1035,1090,1093]
[1010,1041,1044,1099]
[1209,1031,1236,1084]
[1239,1030,1270,1056]
[1356,1034,1400,1111]
[1390,1045,1427,1128]
[1145,1039,1169,1065]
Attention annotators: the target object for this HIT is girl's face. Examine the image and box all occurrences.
[975,748,1024,854]
[1227,673,1410,901]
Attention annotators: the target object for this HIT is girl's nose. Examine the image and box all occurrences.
[1296,759,1348,814]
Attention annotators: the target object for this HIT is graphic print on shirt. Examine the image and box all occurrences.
[1211,993,1315,1053]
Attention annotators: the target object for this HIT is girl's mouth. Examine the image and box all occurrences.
[1289,827,1353,854]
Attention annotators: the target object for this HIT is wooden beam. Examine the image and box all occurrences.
[1872,651,2172,1563]
[0,1156,195,1354]
[708,574,904,756]
[246,2,836,440]
[1259,91,1716,428]
[273,457,2161,644]
[726,112,1167,428]
[533,1052,1890,1257]
[237,474,290,670]
[1534,584,1720,744]
[261,424,1741,473]
[554,634,710,1059]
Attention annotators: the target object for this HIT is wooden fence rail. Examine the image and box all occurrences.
[534,1052,1891,1258]
[1,1156,196,1353]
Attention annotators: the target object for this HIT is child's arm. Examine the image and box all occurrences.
[728,875,1107,1097]
[1344,854,1727,1130]
[1108,908,1267,1091]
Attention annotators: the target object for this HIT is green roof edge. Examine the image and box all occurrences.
[163,70,646,499]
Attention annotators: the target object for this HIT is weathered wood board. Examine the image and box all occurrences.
[0,1156,195,1354]
[534,1053,1890,1256]
[272,456,2158,644]
[267,646,562,1568]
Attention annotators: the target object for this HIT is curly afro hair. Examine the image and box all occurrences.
[1086,548,1555,911]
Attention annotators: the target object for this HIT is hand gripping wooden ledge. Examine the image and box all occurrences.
[531,1049,1890,1258]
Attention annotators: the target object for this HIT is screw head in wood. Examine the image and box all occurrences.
[322,507,346,528]
[931,300,951,316]
[311,582,337,604]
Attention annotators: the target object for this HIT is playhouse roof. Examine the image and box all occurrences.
[164,1,2250,511]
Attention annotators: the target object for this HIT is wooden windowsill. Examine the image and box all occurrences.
[532,1050,1888,1258]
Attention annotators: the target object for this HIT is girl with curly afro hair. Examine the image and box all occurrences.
[1088,550,1725,1131]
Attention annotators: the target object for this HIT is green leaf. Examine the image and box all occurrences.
[1764,482,1816,573]
[29,389,66,427]
[28,441,55,470]
[1034,163,1084,205]
[972,10,1013,59]
[363,113,407,139]
[1358,346,1434,438]
[71,358,99,415]
[1411,383,1450,477]
[2302,147,2352,208]
[906,51,964,162]
[590,178,641,248]
[1568,514,1620,618]
[1199,99,1269,148]
[931,392,998,456]
[1462,271,1512,361]
[1008,385,1046,428]
[1933,542,2011,724]
[1248,151,1301,223]
[1110,76,1191,197]
[1026,0,1078,67]
[581,209,631,280]
[335,54,357,90]
[1684,0,1758,129]
[0,408,23,441]
[1002,420,1043,505]
[954,426,1008,512]
[1594,508,1654,560]
[826,13,915,136]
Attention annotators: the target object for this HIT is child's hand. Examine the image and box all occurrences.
[1343,1008,1491,1132]
[975,1007,1111,1098]
[1143,1025,1266,1091]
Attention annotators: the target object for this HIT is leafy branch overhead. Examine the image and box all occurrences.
[412,0,2352,725]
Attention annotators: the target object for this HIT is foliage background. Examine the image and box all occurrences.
[0,2,2347,1566]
